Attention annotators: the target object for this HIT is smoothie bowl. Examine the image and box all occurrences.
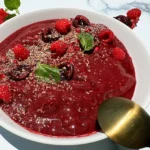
[0,8,150,145]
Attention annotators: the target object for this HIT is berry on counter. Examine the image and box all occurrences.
[114,15,132,28]
[0,8,8,24]
[114,8,141,29]
[127,8,141,20]
[0,16,4,24]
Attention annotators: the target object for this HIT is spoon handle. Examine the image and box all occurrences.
[147,117,150,147]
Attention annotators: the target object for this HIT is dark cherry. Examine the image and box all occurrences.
[9,65,32,81]
[59,62,74,80]
[114,15,132,28]
[72,15,90,27]
[41,28,61,43]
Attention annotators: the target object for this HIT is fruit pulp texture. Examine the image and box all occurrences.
[0,19,136,136]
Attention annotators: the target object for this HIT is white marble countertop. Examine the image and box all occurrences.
[0,0,150,150]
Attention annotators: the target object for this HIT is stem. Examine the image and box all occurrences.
[15,9,20,15]
[5,8,8,12]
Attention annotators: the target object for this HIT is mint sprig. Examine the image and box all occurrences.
[4,0,21,14]
[78,32,94,52]
[35,63,61,83]
[5,14,16,21]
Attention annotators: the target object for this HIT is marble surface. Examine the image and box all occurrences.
[0,0,150,150]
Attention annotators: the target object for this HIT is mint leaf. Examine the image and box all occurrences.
[5,14,16,21]
[35,63,61,83]
[78,32,94,52]
[4,0,21,11]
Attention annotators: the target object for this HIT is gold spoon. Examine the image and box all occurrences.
[98,97,150,149]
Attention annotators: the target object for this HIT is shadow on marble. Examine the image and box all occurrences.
[0,127,138,150]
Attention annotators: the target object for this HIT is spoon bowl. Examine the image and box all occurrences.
[98,97,150,149]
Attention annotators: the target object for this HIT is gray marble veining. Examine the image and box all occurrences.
[87,0,150,13]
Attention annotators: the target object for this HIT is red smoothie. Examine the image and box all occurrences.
[0,16,136,136]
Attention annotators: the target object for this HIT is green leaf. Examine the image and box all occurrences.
[5,14,16,21]
[78,32,94,52]
[35,63,61,83]
[4,0,21,11]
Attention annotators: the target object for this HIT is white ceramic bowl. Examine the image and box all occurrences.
[0,8,150,146]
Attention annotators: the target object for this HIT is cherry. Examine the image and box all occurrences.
[114,15,132,28]
[41,28,61,43]
[72,15,90,27]
[9,65,32,81]
[59,62,74,80]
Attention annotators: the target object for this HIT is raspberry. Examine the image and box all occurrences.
[50,40,68,57]
[127,8,141,20]
[112,47,126,60]
[130,20,137,29]
[0,85,12,103]
[0,8,8,24]
[127,8,141,29]
[98,29,114,44]
[0,8,8,18]
[0,16,4,24]
[12,44,30,61]
[55,19,71,34]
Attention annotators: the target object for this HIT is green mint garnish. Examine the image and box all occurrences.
[78,32,94,52]
[35,63,61,83]
[4,0,21,14]
[5,14,16,21]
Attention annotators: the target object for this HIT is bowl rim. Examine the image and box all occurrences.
[0,7,150,145]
